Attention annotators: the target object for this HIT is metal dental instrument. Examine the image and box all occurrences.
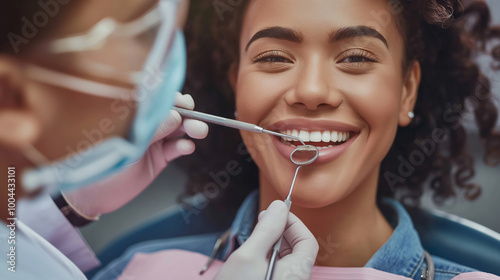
[199,229,231,275]
[173,107,308,145]
[173,106,319,278]
[265,146,318,280]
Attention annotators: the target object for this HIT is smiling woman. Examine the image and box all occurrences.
[182,0,500,206]
[234,0,415,213]
[174,0,500,278]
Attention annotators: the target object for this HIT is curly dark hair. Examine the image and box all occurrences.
[180,0,500,214]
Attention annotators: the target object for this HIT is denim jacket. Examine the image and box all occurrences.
[93,190,476,280]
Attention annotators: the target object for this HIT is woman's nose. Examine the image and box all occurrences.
[285,58,342,111]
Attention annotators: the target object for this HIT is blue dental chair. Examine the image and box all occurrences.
[407,206,500,275]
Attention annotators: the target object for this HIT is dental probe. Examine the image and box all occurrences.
[173,107,306,145]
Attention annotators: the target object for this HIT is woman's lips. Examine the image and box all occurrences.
[271,132,358,164]
[267,118,360,164]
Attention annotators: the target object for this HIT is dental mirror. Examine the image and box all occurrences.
[265,144,318,280]
[285,144,319,204]
[290,144,319,166]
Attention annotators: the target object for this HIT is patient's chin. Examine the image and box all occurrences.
[283,185,349,209]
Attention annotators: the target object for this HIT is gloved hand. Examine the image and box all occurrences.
[63,92,208,218]
[215,200,319,280]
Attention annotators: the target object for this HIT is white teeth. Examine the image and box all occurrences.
[331,131,338,142]
[309,131,322,142]
[317,145,334,150]
[322,131,330,142]
[280,130,352,144]
[298,130,310,142]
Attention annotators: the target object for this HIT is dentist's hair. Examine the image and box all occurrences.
[180,0,500,210]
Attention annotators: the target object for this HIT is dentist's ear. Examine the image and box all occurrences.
[0,56,42,149]
[399,60,421,127]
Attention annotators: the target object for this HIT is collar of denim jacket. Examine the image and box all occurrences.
[364,198,424,278]
[220,190,259,260]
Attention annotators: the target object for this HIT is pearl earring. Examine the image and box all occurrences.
[408,111,415,119]
[234,111,238,118]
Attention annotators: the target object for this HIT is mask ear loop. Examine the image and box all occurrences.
[24,64,136,101]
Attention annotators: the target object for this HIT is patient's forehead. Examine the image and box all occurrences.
[240,0,404,53]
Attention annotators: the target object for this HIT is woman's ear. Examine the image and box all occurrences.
[399,60,421,127]
[228,62,238,92]
[0,56,42,149]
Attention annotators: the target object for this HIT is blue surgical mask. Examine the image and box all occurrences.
[22,0,186,194]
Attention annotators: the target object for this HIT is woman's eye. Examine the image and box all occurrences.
[339,50,378,64]
[252,51,293,64]
[256,56,290,63]
[342,56,373,63]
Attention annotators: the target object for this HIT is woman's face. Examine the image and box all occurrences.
[234,0,417,208]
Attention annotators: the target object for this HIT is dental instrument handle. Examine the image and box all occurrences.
[265,197,292,280]
[173,107,264,133]
[173,107,306,145]
[265,242,280,280]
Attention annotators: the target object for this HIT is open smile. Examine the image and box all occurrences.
[268,119,360,164]
[278,129,352,150]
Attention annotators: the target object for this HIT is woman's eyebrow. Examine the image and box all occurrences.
[329,26,389,49]
[245,26,303,52]
[244,25,388,52]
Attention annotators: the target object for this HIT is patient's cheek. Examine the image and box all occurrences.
[235,70,283,125]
